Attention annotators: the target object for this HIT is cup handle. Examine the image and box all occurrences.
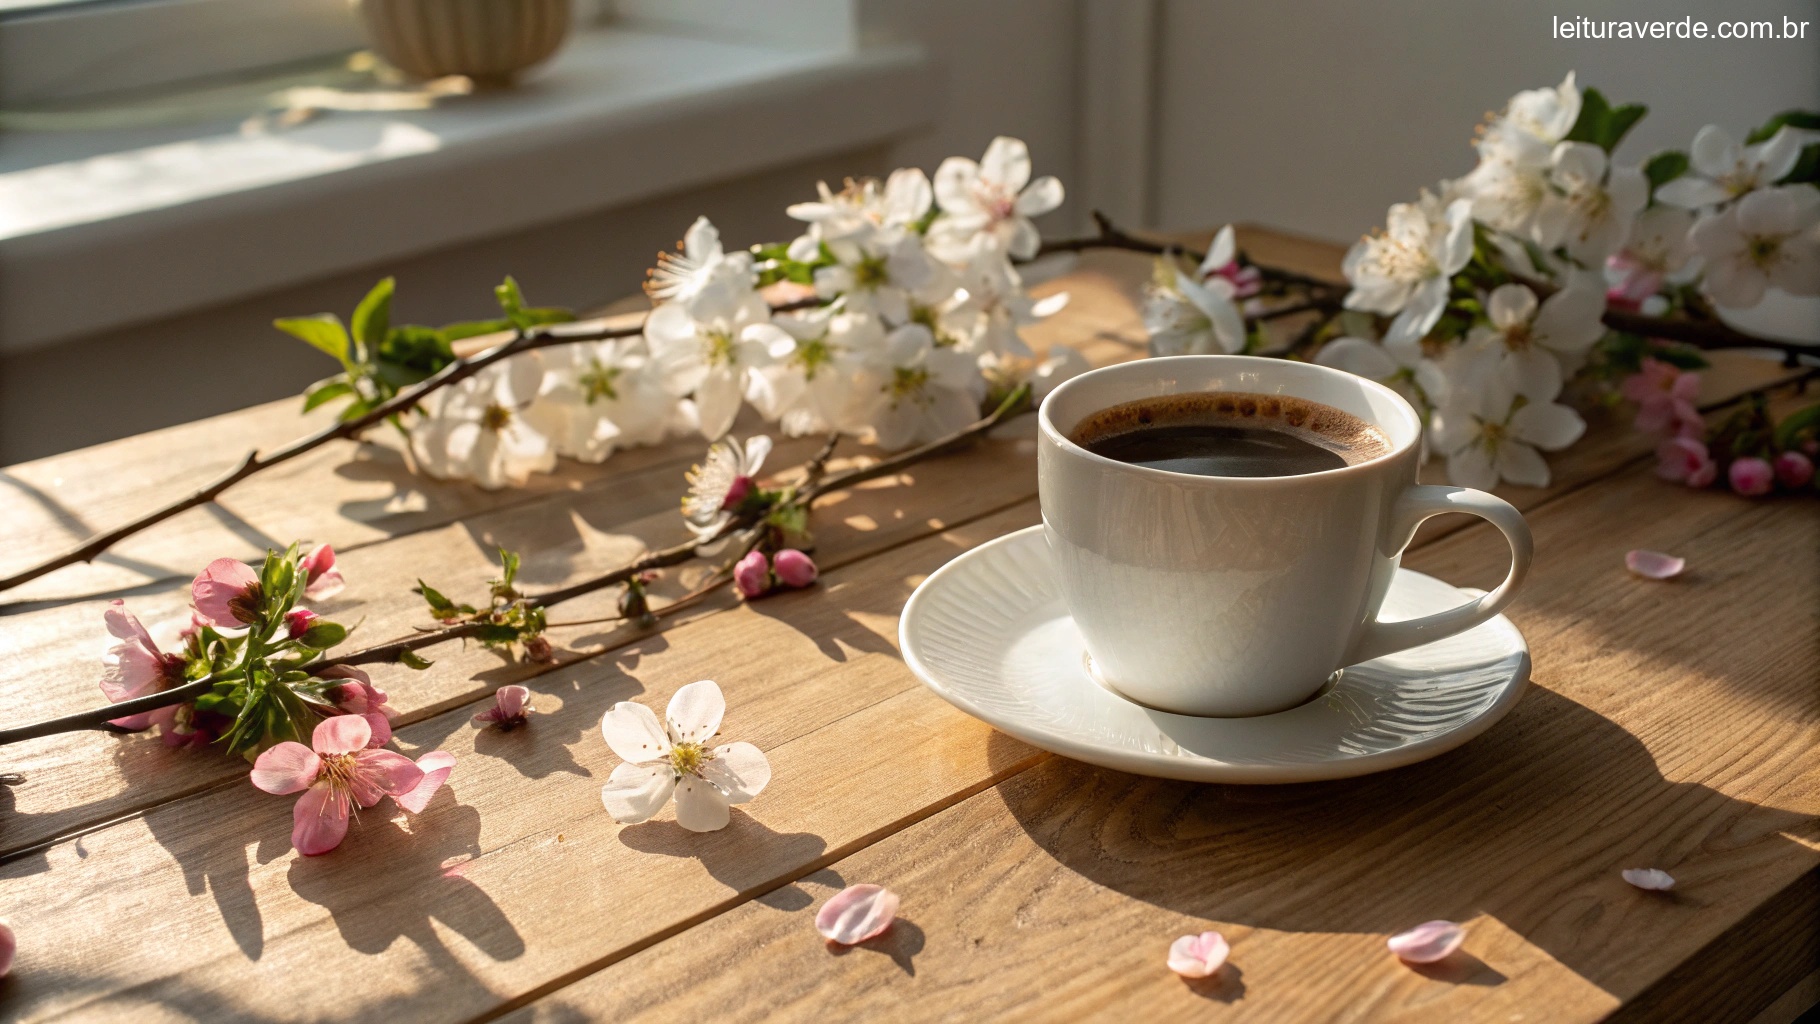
[1349,485,1533,664]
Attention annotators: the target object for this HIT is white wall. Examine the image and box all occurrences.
[1151,0,1820,241]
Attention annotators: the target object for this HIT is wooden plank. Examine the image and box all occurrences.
[506,456,1820,1022]
[0,503,1048,1023]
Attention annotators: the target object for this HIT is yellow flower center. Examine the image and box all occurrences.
[669,741,706,776]
[482,404,513,430]
[853,256,888,289]
[707,331,736,366]
[580,361,621,403]
[888,366,929,402]
[318,752,358,791]
[794,338,832,379]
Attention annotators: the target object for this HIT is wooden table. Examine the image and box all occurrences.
[2,228,1815,1023]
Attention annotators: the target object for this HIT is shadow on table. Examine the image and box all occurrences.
[994,685,1816,1000]
[619,809,828,894]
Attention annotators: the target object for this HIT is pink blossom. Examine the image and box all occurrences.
[394,750,455,814]
[146,703,224,749]
[1167,931,1230,978]
[734,550,771,599]
[721,475,754,510]
[1656,437,1717,488]
[473,685,532,730]
[815,884,899,944]
[0,918,12,978]
[1388,920,1465,964]
[772,549,819,588]
[1729,456,1774,496]
[320,665,394,747]
[1204,261,1262,299]
[191,558,262,627]
[1774,451,1814,490]
[301,544,346,601]
[250,715,428,855]
[100,601,185,729]
[1621,359,1702,437]
[285,609,319,636]
[1604,253,1664,310]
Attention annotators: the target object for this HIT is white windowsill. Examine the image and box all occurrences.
[0,27,934,353]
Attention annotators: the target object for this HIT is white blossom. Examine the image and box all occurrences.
[1535,143,1647,263]
[1144,255,1246,356]
[646,274,793,440]
[928,136,1064,261]
[1342,193,1474,347]
[785,168,933,262]
[943,251,1066,357]
[1314,335,1449,413]
[813,228,944,326]
[410,355,556,489]
[1689,184,1820,308]
[745,307,888,436]
[1431,376,1585,489]
[855,324,985,450]
[600,680,770,832]
[681,435,771,540]
[647,217,753,306]
[523,339,680,462]
[1460,277,1606,400]
[1656,125,1804,210]
[1482,72,1582,159]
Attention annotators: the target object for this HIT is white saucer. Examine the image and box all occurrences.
[900,525,1530,784]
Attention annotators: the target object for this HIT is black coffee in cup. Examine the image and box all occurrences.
[1068,392,1391,478]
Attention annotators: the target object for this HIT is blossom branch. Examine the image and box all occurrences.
[0,674,221,743]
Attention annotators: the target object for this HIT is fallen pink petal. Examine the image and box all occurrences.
[1388,920,1464,964]
[816,884,899,945]
[395,750,456,814]
[1167,930,1230,978]
[1622,868,1675,891]
[1625,550,1685,580]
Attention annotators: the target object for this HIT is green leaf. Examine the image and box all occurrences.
[1563,88,1612,146]
[1746,110,1820,145]
[437,318,513,343]
[1601,103,1647,152]
[415,579,460,618]
[378,325,456,373]
[1774,402,1820,449]
[297,621,348,650]
[1649,344,1709,371]
[335,397,375,423]
[398,650,434,670]
[493,276,575,330]
[302,377,355,413]
[351,277,395,355]
[1781,143,1820,186]
[497,548,520,590]
[495,276,526,316]
[274,315,351,367]
[1643,151,1690,194]
[474,623,521,646]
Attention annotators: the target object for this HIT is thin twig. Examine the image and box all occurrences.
[0,674,220,742]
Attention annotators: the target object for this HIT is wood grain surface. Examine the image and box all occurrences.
[1,228,1813,1023]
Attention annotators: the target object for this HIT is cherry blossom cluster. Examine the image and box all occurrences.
[379,137,1086,489]
[1144,74,1819,493]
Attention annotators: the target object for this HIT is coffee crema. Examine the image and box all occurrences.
[1068,391,1391,478]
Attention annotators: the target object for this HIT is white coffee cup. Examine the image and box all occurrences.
[1038,355,1532,718]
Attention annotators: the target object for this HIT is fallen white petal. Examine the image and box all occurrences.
[1388,920,1465,963]
[1625,550,1686,580]
[1622,868,1676,891]
[1167,931,1230,978]
[816,884,899,945]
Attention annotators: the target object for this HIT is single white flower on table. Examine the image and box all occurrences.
[646,271,794,440]
[1314,334,1449,415]
[523,338,680,463]
[1536,143,1647,264]
[681,434,772,541]
[785,168,933,261]
[600,680,770,832]
[856,323,987,451]
[1143,252,1246,357]
[928,136,1064,261]
[1688,185,1820,308]
[1431,374,1585,489]
[647,216,754,306]
[814,227,945,326]
[746,307,887,437]
[1342,193,1475,349]
[410,354,556,489]
[1459,276,1606,400]
[1656,125,1805,210]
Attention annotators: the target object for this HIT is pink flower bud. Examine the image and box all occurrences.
[1656,436,1716,488]
[1774,451,1814,490]
[772,549,819,588]
[285,609,319,636]
[733,550,771,599]
[524,636,554,664]
[1728,457,1774,497]
[300,544,346,601]
[191,557,263,627]
[721,475,754,510]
